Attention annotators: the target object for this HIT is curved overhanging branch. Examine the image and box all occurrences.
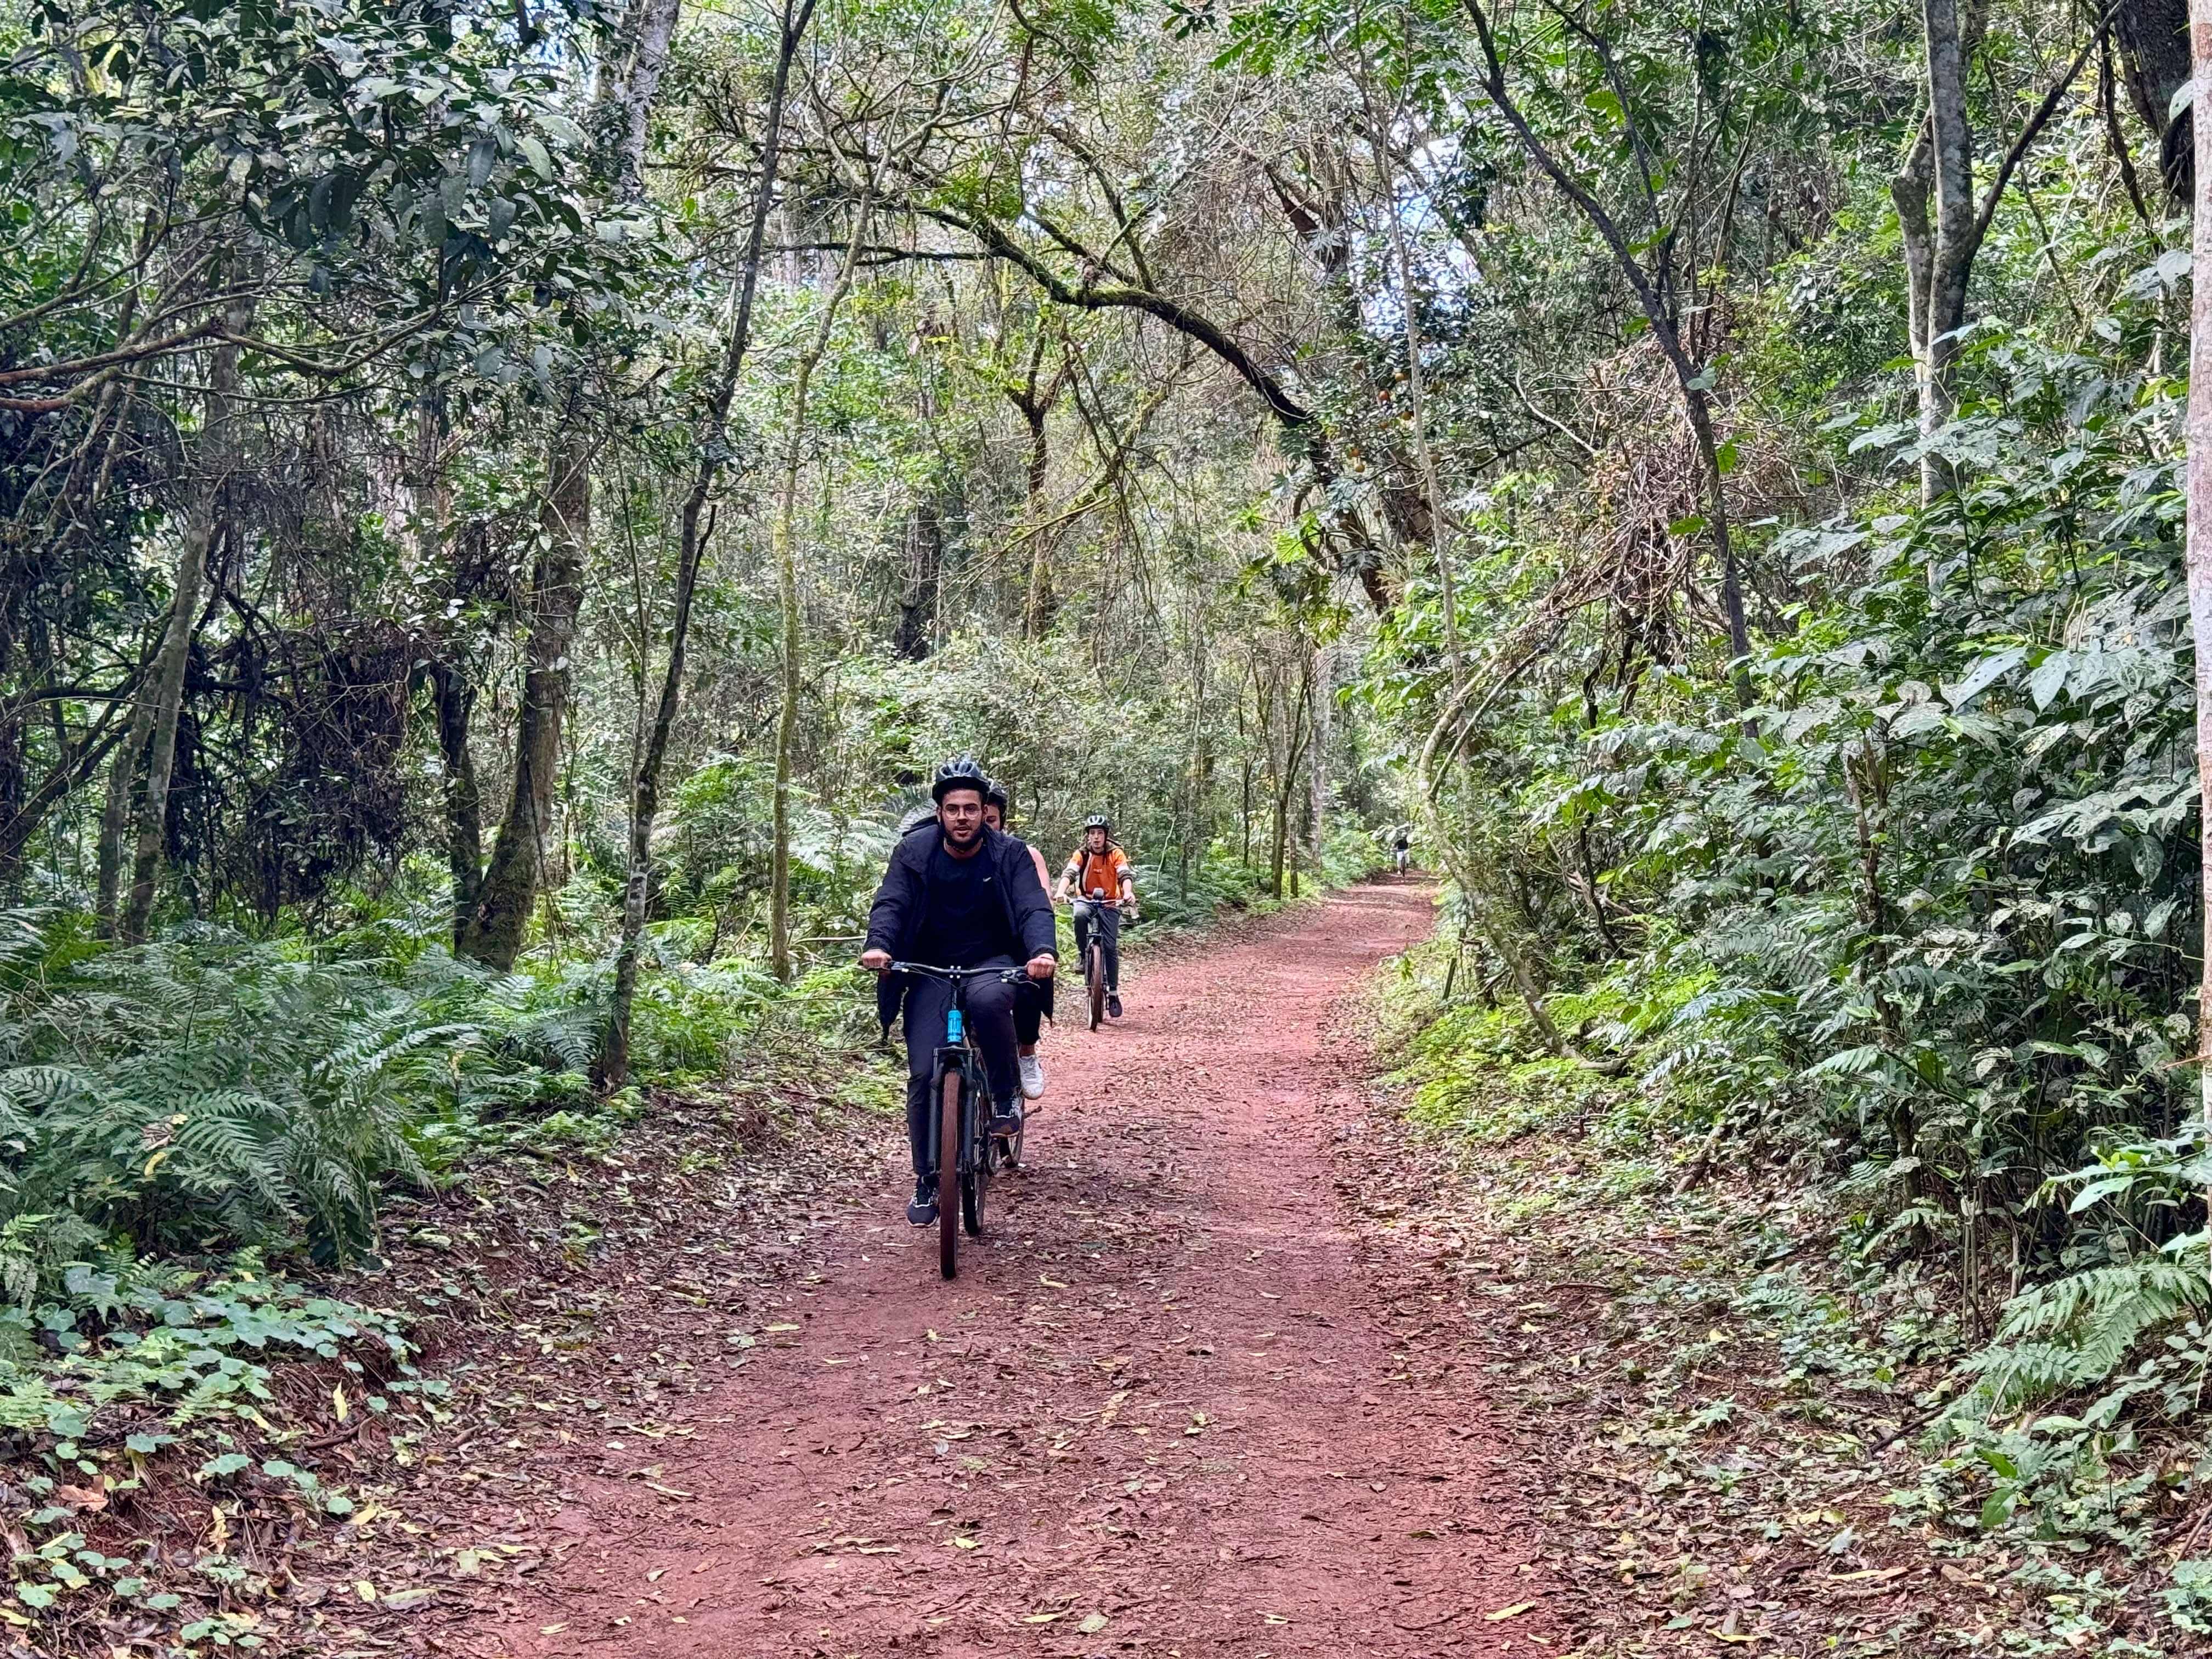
[912,201,1393,611]
[917,202,1311,426]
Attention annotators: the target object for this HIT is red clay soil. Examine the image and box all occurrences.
[487,882,1565,1658]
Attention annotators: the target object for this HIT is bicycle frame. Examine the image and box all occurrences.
[890,961,1024,1190]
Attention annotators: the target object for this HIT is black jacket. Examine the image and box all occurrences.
[868,825,1056,1030]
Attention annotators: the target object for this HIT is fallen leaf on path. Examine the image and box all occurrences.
[764,1323,800,1333]
[951,1536,979,1550]
[381,1587,434,1611]
[644,1482,693,1499]
[1484,1601,1535,1621]
[1022,1611,1068,1624]
[1040,1276,1069,1289]
[539,1624,566,1635]
[1077,1613,1108,1634]
[1827,1567,1905,1583]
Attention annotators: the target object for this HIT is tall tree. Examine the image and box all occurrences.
[770,150,878,981]
[1891,0,2103,500]
[2188,0,2212,1180]
[600,0,819,1085]
[117,295,251,943]
[460,0,685,969]
[1458,0,1753,701]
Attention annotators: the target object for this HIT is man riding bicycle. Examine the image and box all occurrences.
[984,785,1053,1102]
[1054,814,1135,1019]
[861,757,1056,1226]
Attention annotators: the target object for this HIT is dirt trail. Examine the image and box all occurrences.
[493,882,1563,1657]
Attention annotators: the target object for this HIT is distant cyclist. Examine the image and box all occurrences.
[860,757,1056,1226]
[1393,824,1412,874]
[985,784,1052,1101]
[1053,814,1135,1019]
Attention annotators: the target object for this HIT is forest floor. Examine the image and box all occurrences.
[306,879,1578,1658]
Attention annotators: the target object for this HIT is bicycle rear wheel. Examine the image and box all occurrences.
[963,1075,989,1236]
[937,1070,960,1279]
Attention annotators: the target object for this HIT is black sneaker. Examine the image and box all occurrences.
[989,1098,1024,1137]
[1106,992,1123,1019]
[906,1177,938,1226]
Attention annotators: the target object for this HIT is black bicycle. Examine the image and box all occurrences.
[891,962,1030,1280]
[1071,892,1131,1029]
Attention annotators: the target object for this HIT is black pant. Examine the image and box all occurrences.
[1013,977,1047,1046]
[1073,900,1121,992]
[903,961,1019,1181]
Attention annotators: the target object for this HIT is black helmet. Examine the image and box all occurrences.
[1083,813,1110,831]
[931,754,991,803]
[985,783,1010,814]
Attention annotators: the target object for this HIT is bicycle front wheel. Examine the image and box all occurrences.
[1087,941,1105,1030]
[938,1069,960,1280]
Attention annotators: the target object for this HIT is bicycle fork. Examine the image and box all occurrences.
[934,1009,979,1183]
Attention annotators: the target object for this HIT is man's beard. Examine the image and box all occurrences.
[944,819,981,848]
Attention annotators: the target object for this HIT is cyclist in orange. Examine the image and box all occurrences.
[1053,814,1135,1018]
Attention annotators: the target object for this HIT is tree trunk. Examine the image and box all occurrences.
[2186,0,2212,1203]
[431,661,484,941]
[1683,386,1753,695]
[119,296,250,943]
[458,411,589,969]
[2118,0,2192,195]
[460,0,685,974]
[97,671,155,934]
[601,0,817,1081]
[1019,394,1054,639]
[408,391,486,947]
[1362,55,1459,692]
[1914,0,1978,502]
[1267,666,1311,900]
[771,174,876,981]
[893,494,943,660]
[1307,641,1331,868]
[608,0,684,198]
[1894,0,2092,500]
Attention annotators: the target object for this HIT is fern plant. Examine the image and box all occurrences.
[0,915,585,1284]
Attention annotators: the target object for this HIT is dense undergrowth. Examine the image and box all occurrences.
[1376,912,2212,1654]
[1351,147,2212,1643]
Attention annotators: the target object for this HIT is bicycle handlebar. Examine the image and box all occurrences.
[886,962,1034,983]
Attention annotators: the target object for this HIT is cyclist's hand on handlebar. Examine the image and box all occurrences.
[1025,953,1057,980]
[859,948,891,973]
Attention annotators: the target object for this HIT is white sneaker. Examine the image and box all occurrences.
[1018,1053,1047,1099]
